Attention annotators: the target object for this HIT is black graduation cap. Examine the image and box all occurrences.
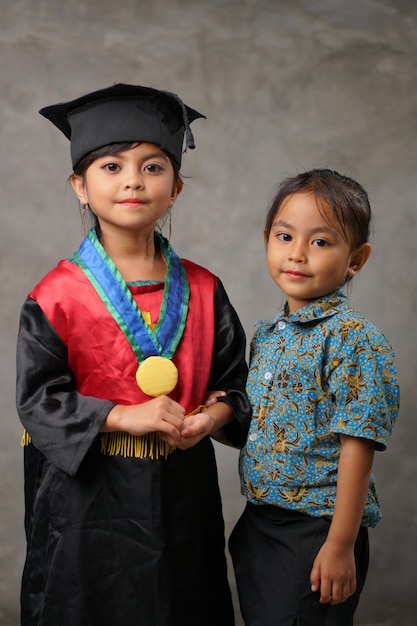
[39,83,206,169]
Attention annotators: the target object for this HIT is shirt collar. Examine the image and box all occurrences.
[260,288,350,329]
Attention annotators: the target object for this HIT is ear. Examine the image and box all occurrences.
[263,228,269,246]
[347,243,372,278]
[71,174,88,204]
[169,179,183,207]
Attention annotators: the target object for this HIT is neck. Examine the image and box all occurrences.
[97,227,166,282]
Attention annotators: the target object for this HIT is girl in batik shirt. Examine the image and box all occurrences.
[229,169,399,626]
[16,83,250,626]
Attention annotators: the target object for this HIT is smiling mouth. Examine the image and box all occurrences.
[284,270,309,278]
[119,199,145,206]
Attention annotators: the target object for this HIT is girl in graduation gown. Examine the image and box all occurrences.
[16,84,251,626]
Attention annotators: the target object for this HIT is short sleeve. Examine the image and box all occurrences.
[327,321,399,450]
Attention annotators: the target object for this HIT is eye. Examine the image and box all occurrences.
[277,233,292,242]
[312,238,329,247]
[144,163,165,174]
[101,162,120,173]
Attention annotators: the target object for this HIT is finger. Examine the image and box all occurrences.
[154,395,185,413]
[170,398,186,414]
[326,579,340,604]
[319,580,333,604]
[183,411,214,436]
[154,397,185,425]
[164,412,185,433]
[181,419,204,438]
[204,390,226,403]
[310,571,320,593]
[328,581,348,605]
[310,561,321,594]
[334,579,355,604]
[157,424,183,446]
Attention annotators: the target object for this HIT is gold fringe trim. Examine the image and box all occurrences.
[21,429,32,446]
[20,405,207,460]
[100,431,175,459]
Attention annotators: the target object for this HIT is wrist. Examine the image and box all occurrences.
[205,402,233,434]
[202,410,218,435]
[102,404,123,432]
[326,526,358,550]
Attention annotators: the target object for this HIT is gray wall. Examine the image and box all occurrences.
[1,1,416,624]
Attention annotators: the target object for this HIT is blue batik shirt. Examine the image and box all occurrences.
[240,288,399,527]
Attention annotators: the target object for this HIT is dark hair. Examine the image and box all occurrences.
[73,141,181,183]
[72,141,182,234]
[264,169,371,251]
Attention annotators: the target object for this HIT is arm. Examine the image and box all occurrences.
[16,299,115,476]
[179,279,251,448]
[310,318,400,603]
[310,434,375,604]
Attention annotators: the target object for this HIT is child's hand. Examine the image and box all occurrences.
[310,539,356,605]
[176,410,216,449]
[106,396,185,446]
[203,390,226,407]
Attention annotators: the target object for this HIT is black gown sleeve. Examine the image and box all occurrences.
[16,298,115,476]
[208,280,251,447]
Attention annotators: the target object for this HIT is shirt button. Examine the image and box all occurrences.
[278,321,286,330]
[264,371,273,381]
[249,433,258,442]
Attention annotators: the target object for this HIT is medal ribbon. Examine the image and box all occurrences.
[72,229,189,363]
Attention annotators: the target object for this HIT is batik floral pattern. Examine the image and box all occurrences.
[240,289,399,527]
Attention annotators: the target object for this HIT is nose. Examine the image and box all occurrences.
[288,239,307,263]
[124,166,144,189]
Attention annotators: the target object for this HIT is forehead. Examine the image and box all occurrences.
[275,192,329,220]
[274,192,347,236]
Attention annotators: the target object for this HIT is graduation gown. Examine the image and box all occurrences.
[16,253,250,626]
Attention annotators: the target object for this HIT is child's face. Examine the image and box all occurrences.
[265,192,358,314]
[71,143,181,236]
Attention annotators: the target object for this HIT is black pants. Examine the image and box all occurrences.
[229,503,369,626]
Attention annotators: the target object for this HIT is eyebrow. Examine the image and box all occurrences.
[99,149,170,162]
[142,150,170,162]
[272,219,337,236]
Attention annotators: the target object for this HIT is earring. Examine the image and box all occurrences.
[80,202,92,236]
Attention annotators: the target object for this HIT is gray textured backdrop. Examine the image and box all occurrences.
[1,1,416,625]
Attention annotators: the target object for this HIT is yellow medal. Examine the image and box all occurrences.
[136,356,178,397]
